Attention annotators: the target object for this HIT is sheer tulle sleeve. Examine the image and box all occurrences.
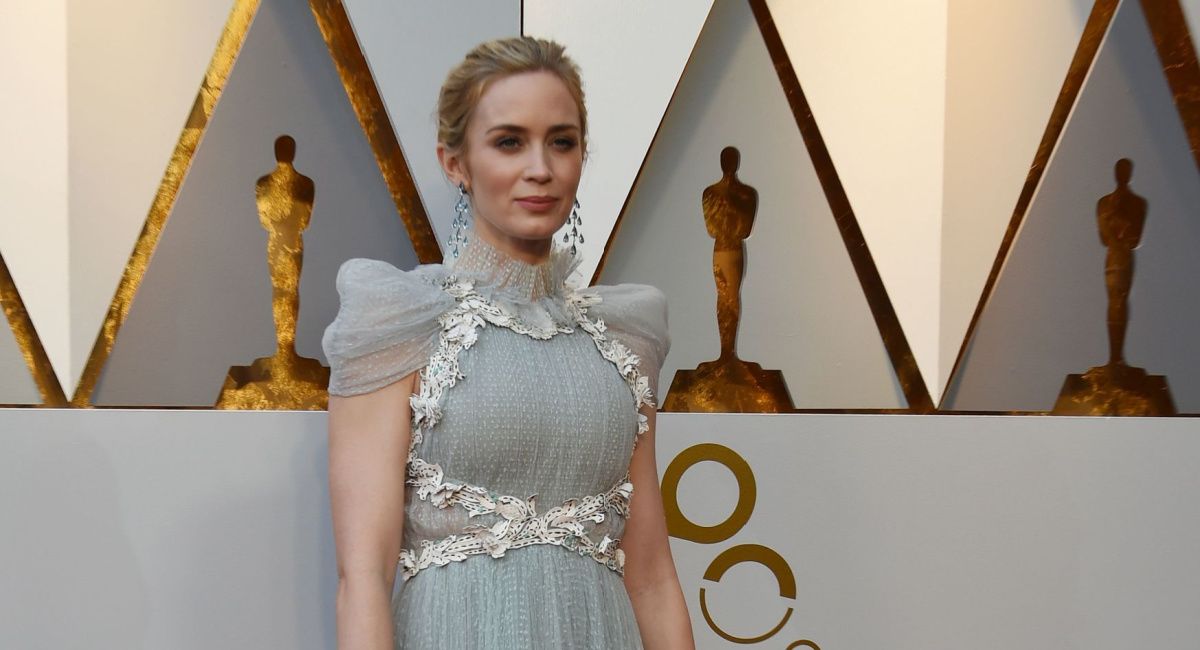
[322,258,455,397]
[587,283,671,404]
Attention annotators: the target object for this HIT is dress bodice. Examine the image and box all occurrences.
[322,235,669,581]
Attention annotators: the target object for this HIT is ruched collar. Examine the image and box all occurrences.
[438,233,584,332]
[446,233,581,304]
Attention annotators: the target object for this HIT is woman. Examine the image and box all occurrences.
[323,37,694,649]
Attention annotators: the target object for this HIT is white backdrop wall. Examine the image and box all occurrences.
[523,0,714,284]
[941,0,1093,399]
[4,409,1200,648]
[65,0,236,396]
[0,1,69,390]
[767,0,948,400]
[346,0,520,257]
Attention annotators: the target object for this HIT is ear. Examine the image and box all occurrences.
[436,142,469,190]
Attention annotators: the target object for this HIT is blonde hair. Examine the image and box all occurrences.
[437,36,588,158]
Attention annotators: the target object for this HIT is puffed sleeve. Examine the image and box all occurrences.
[587,283,671,404]
[321,258,456,397]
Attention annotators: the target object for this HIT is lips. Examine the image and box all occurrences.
[514,196,558,212]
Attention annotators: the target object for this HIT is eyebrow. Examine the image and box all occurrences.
[485,123,580,135]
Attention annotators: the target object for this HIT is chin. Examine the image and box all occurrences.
[506,220,569,243]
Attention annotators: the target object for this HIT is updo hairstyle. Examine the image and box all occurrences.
[437,36,589,159]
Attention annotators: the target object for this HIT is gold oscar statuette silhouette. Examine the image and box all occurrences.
[663,146,794,413]
[216,135,330,410]
[1053,158,1175,415]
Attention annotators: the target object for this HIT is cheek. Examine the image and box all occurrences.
[474,153,521,194]
[554,156,584,185]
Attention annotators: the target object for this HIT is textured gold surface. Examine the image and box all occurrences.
[597,0,933,413]
[1052,159,1176,415]
[310,0,442,265]
[0,253,67,406]
[1141,0,1200,172]
[71,0,260,407]
[663,146,794,413]
[216,136,329,410]
[940,0,1119,413]
[1054,364,1175,415]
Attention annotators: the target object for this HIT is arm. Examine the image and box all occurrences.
[622,404,695,649]
[328,373,415,650]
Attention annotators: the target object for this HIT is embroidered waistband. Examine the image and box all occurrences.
[398,476,632,580]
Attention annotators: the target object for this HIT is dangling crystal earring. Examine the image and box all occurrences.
[562,197,584,255]
[448,182,471,258]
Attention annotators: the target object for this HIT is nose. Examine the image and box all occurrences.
[524,146,552,183]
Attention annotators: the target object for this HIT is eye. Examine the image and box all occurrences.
[494,136,521,150]
[552,136,578,151]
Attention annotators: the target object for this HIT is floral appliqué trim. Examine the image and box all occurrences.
[399,478,633,579]
[398,277,656,580]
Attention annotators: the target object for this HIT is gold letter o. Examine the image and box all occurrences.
[661,443,756,544]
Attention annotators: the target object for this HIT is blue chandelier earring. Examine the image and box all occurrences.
[562,197,584,255]
[448,182,471,258]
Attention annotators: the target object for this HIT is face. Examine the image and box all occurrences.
[438,70,584,259]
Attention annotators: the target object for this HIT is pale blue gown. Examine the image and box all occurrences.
[322,234,669,649]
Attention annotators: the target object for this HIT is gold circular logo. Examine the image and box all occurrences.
[699,543,796,644]
[661,442,756,543]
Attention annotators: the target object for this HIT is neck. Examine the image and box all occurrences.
[450,229,572,302]
[471,220,553,266]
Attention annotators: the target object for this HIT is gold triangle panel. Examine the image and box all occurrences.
[942,0,1200,414]
[594,0,932,413]
[76,0,434,407]
[0,251,67,406]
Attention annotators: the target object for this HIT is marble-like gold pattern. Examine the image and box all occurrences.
[0,253,67,406]
[664,146,794,413]
[1053,159,1176,415]
[216,135,330,410]
[1141,0,1200,173]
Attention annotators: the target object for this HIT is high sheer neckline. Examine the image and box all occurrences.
[447,231,580,303]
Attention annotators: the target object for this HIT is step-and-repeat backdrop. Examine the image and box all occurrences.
[4,0,1200,647]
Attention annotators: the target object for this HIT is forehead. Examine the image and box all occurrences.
[472,70,581,129]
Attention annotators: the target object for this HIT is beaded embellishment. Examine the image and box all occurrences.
[398,276,655,580]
